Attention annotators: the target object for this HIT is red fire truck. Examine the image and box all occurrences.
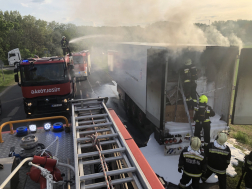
[72,50,91,80]
[14,55,77,116]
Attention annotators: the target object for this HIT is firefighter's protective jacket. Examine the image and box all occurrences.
[245,153,252,174]
[194,104,215,123]
[180,64,198,82]
[178,146,206,177]
[61,39,68,48]
[207,141,231,174]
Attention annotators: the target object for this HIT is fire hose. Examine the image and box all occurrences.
[88,132,114,189]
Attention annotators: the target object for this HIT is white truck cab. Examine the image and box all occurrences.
[8,48,21,67]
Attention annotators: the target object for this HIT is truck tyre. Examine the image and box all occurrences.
[125,96,131,118]
[88,64,91,75]
[131,103,137,118]
[137,110,146,127]
[14,62,18,68]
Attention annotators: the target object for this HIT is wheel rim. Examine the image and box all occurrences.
[126,101,130,114]
[138,112,143,124]
[132,104,136,117]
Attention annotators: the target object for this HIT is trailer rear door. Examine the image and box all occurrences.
[232,48,252,124]
[146,48,168,130]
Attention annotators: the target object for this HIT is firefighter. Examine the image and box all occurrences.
[194,95,215,154]
[61,36,71,56]
[244,151,252,189]
[178,137,206,189]
[180,58,198,110]
[201,132,231,189]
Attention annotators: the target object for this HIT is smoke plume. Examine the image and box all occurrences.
[70,0,243,50]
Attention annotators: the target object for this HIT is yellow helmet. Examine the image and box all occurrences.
[185,58,192,65]
[190,137,201,151]
[199,95,208,104]
[217,132,227,145]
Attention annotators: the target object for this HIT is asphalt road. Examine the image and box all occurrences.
[3,66,15,70]
[0,61,218,188]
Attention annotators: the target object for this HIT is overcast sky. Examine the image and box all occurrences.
[1,0,252,26]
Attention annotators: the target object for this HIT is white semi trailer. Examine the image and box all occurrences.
[108,43,250,155]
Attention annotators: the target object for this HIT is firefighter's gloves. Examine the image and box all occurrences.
[178,167,182,173]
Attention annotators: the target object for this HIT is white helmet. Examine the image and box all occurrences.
[62,36,66,39]
[185,58,192,65]
[190,137,201,151]
[217,132,227,145]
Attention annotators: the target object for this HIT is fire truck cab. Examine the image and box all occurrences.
[72,50,91,80]
[14,55,76,116]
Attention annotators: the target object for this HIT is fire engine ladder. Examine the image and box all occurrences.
[71,98,151,189]
[176,76,194,136]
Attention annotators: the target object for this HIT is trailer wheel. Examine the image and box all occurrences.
[131,103,137,118]
[88,64,91,75]
[137,110,146,127]
[125,96,131,117]
[14,62,19,68]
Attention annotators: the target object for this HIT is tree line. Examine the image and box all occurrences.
[1,10,252,64]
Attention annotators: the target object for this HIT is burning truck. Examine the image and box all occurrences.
[108,43,251,155]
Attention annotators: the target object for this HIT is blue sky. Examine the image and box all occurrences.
[1,0,252,26]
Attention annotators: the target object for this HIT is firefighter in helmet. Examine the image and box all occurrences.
[202,132,231,189]
[238,151,252,189]
[180,58,198,110]
[61,36,71,56]
[194,95,215,154]
[178,137,206,189]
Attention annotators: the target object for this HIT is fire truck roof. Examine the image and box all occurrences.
[20,56,72,65]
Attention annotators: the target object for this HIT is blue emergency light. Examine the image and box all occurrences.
[16,126,28,137]
[53,122,64,132]
[22,60,29,63]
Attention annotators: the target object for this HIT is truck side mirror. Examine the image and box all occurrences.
[14,74,19,83]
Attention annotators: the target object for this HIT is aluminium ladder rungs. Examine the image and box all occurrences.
[76,122,113,130]
[78,128,111,135]
[71,98,151,189]
[80,167,137,180]
[77,133,118,142]
[81,156,124,166]
[78,147,126,158]
[85,177,133,189]
[75,106,103,111]
[75,113,108,120]
[80,140,117,148]
[78,119,107,125]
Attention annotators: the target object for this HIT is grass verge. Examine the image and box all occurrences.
[229,125,252,150]
[0,70,16,93]
[227,161,245,189]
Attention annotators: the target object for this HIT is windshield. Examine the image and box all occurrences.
[21,63,67,84]
[73,56,86,64]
